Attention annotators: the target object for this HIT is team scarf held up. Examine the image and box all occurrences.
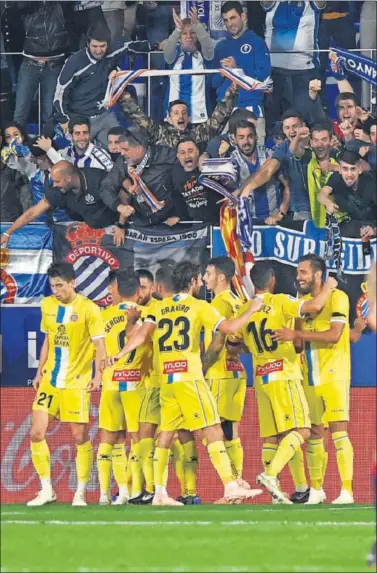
[329,43,377,86]
[103,69,273,109]
[324,212,346,283]
[199,159,255,301]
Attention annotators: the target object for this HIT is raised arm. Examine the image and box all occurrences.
[218,298,263,335]
[0,199,51,247]
[107,321,156,366]
[239,158,281,198]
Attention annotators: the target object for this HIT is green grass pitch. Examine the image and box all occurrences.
[1,504,375,573]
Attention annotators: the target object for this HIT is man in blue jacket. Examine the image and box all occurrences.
[213,1,271,146]
[53,21,161,150]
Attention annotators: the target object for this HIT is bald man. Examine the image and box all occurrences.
[1,161,121,246]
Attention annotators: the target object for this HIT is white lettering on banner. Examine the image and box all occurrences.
[251,230,262,257]
[67,246,117,267]
[125,228,207,245]
[346,58,377,81]
[27,332,38,368]
[274,231,285,259]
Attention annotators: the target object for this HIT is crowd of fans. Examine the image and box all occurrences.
[0,0,376,249]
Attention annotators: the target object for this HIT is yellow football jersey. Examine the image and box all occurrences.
[145,293,224,383]
[143,298,160,389]
[204,289,246,380]
[239,292,304,384]
[301,289,350,386]
[40,293,104,390]
[102,301,151,391]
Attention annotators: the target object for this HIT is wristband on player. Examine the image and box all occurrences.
[3,232,10,238]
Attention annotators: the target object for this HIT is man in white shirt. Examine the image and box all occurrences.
[34,116,113,172]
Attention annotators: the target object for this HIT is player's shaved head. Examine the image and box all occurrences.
[155,265,175,293]
[172,261,201,293]
[116,269,140,298]
[51,160,75,178]
[50,161,80,192]
[249,262,275,292]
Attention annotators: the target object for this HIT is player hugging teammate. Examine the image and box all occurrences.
[28,254,364,506]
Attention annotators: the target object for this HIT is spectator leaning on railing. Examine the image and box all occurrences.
[163,7,214,124]
[33,116,113,172]
[119,81,239,152]
[53,21,163,151]
[100,128,181,236]
[213,1,271,146]
[0,161,121,249]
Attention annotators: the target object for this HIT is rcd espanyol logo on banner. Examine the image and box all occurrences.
[64,223,119,306]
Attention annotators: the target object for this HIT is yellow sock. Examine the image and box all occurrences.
[76,441,93,487]
[97,443,113,495]
[139,438,155,493]
[154,447,170,489]
[225,438,244,479]
[288,447,308,491]
[262,443,278,472]
[333,431,354,494]
[171,439,186,496]
[30,440,51,485]
[267,432,304,478]
[112,443,128,488]
[207,441,234,485]
[306,439,326,490]
[130,442,144,497]
[322,451,329,487]
[182,440,198,496]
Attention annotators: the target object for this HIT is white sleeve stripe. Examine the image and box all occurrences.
[91,334,105,340]
[330,318,347,324]
[213,317,225,332]
[145,317,156,324]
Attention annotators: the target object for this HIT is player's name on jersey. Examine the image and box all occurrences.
[161,304,190,315]
[104,315,125,333]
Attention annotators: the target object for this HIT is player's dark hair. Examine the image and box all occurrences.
[116,270,140,298]
[118,128,149,149]
[335,92,360,109]
[299,254,326,278]
[249,262,275,290]
[2,120,29,144]
[168,99,189,115]
[221,1,243,17]
[107,126,126,138]
[155,265,175,292]
[338,150,361,165]
[108,269,118,284]
[281,109,304,124]
[87,21,111,44]
[229,109,257,134]
[68,116,91,134]
[177,138,198,150]
[136,269,154,283]
[230,119,257,137]
[311,122,333,137]
[207,257,235,283]
[47,261,75,282]
[368,117,377,134]
[172,261,201,293]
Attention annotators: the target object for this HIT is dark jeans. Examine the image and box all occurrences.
[264,67,320,132]
[13,57,63,130]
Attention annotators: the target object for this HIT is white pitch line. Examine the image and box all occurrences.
[1,519,373,527]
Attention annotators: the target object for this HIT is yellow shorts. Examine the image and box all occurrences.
[255,379,311,438]
[99,389,144,433]
[139,387,160,426]
[207,378,247,422]
[160,379,220,432]
[302,379,350,426]
[32,379,90,424]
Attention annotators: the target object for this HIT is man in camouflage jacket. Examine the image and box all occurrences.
[119,82,239,152]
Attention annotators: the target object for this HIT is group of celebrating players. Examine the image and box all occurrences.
[26,253,375,507]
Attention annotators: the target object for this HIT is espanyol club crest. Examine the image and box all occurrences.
[64,223,119,306]
[355,281,369,320]
[0,248,18,303]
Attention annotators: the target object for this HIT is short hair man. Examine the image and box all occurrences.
[107,126,127,162]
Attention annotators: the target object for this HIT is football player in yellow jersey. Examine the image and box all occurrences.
[97,270,149,505]
[235,261,337,503]
[107,261,263,506]
[274,254,354,505]
[203,257,247,492]
[29,262,105,507]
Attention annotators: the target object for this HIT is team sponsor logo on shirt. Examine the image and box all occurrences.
[226,359,244,372]
[163,360,188,374]
[256,360,283,377]
[54,324,69,347]
[65,223,119,306]
[112,369,141,382]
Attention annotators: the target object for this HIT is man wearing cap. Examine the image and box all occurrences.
[53,21,163,150]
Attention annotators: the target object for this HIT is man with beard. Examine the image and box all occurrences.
[34,116,113,172]
[240,113,342,224]
[172,139,220,224]
[106,261,264,505]
[319,150,377,240]
[231,120,290,225]
[119,82,238,152]
[273,254,354,505]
